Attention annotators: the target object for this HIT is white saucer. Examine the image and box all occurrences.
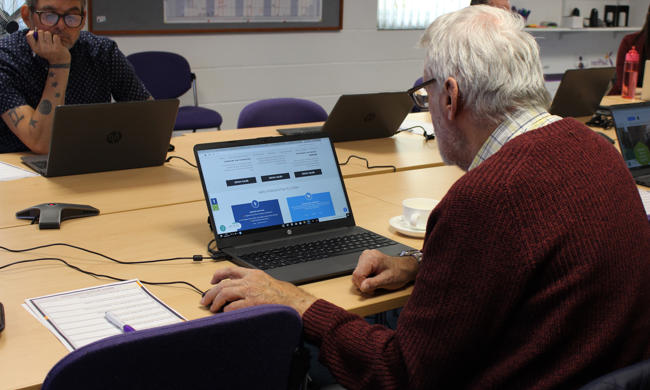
[389,215,426,238]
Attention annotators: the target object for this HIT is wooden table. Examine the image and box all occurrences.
[0,158,471,390]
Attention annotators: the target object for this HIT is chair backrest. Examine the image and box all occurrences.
[127,51,193,99]
[578,359,650,390]
[237,98,328,128]
[42,304,305,390]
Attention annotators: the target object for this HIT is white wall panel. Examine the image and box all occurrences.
[109,0,649,129]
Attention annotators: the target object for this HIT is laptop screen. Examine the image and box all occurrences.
[610,103,650,170]
[195,136,352,239]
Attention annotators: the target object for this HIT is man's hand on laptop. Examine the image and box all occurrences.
[352,249,419,294]
[201,267,317,315]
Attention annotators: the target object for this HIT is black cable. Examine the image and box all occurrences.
[0,243,204,264]
[0,257,205,296]
[338,155,397,172]
[207,239,231,260]
[165,155,197,168]
[396,125,435,140]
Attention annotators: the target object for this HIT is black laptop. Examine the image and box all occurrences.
[277,92,413,142]
[21,99,179,177]
[194,133,415,285]
[608,102,650,187]
[549,67,615,118]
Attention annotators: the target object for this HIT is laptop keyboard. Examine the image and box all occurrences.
[637,174,650,186]
[240,231,397,270]
[31,160,47,169]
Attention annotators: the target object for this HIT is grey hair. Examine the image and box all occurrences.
[24,0,86,10]
[420,5,550,124]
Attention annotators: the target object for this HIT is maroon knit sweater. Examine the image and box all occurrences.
[303,118,650,390]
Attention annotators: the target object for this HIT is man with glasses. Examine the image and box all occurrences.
[200,5,650,389]
[0,0,150,153]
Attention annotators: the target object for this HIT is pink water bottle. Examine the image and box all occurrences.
[622,46,640,99]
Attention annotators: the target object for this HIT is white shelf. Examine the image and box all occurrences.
[524,27,639,33]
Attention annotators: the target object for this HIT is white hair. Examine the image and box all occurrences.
[420,5,550,124]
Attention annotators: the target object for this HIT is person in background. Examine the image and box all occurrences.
[0,0,150,153]
[201,6,650,389]
[470,0,511,11]
[610,4,650,95]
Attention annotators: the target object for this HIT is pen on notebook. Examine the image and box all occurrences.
[105,311,135,333]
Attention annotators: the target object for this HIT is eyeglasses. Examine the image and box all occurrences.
[407,78,436,110]
[31,8,84,28]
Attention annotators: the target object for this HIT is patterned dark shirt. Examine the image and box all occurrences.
[0,30,150,153]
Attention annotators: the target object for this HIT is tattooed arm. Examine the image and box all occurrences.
[1,30,71,154]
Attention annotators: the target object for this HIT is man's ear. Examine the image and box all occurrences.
[443,77,460,121]
[21,5,33,28]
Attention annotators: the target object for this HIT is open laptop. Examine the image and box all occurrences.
[21,99,179,177]
[277,92,413,142]
[608,102,650,187]
[549,67,615,118]
[194,133,415,285]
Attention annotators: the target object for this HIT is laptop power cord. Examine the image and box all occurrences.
[0,243,218,296]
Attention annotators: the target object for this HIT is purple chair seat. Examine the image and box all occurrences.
[42,304,305,390]
[176,106,223,130]
[237,98,328,129]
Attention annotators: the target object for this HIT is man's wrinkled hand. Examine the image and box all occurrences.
[352,249,419,294]
[200,267,317,315]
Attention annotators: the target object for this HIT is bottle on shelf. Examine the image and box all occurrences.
[622,46,640,99]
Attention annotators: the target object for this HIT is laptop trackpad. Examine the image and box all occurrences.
[265,252,359,285]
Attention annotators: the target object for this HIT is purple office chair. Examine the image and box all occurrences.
[237,98,328,129]
[127,51,223,132]
[42,305,308,390]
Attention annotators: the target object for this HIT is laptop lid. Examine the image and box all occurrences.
[194,133,357,250]
[278,92,413,142]
[608,102,650,181]
[549,67,615,118]
[21,99,179,177]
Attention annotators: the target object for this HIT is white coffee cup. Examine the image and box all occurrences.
[402,197,438,230]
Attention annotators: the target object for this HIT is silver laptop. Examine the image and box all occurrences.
[608,102,650,187]
[21,99,179,177]
[549,67,615,118]
[277,92,413,142]
[194,133,415,285]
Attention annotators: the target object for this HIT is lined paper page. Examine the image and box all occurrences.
[25,280,185,351]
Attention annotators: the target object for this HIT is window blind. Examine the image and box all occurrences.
[377,0,470,30]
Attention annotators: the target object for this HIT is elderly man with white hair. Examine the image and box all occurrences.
[201,6,650,389]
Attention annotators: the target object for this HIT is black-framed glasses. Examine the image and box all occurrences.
[31,8,84,28]
[407,78,436,110]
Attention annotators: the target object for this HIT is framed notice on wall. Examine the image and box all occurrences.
[88,0,343,35]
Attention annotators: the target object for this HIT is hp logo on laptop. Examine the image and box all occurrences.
[286,229,292,235]
[106,131,122,144]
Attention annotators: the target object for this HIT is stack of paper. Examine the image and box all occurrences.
[24,280,185,351]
